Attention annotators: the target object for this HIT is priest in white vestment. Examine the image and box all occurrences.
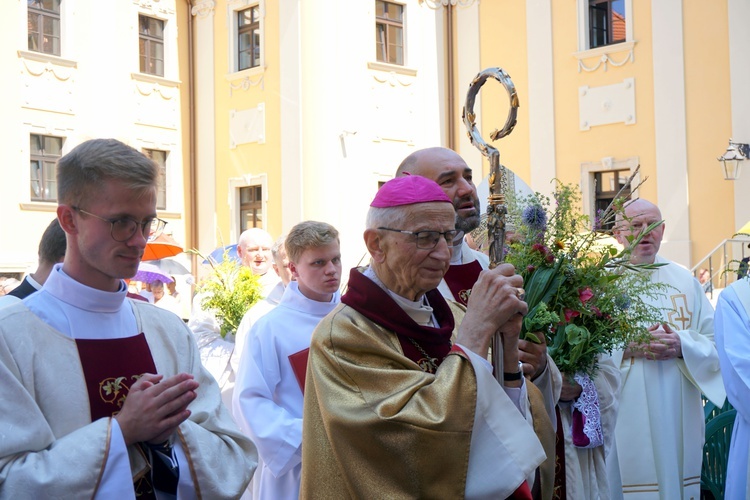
[715,277,750,499]
[612,199,725,499]
[0,138,256,499]
[234,222,342,499]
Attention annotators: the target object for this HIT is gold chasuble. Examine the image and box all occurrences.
[301,268,542,499]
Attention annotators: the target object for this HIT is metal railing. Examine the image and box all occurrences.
[691,238,750,301]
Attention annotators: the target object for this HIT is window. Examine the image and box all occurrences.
[238,7,261,71]
[375,1,404,66]
[594,169,631,231]
[28,0,61,56]
[144,149,168,210]
[139,15,164,77]
[589,0,626,49]
[239,186,263,233]
[30,134,63,202]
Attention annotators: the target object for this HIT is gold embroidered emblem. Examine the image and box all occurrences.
[417,357,438,374]
[667,294,692,330]
[458,289,472,304]
[99,374,144,412]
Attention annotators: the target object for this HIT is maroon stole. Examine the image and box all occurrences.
[341,269,454,373]
[75,333,158,498]
[443,260,483,306]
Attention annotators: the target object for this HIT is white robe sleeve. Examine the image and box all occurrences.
[715,285,750,499]
[674,278,725,406]
[234,324,302,478]
[462,348,545,499]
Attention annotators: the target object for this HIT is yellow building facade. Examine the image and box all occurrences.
[195,0,749,273]
[475,0,749,268]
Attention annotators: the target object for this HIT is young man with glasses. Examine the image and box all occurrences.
[0,138,257,498]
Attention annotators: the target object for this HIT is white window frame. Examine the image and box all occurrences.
[575,0,635,72]
[19,0,75,63]
[577,0,633,51]
[375,0,407,67]
[580,156,640,226]
[143,148,169,211]
[227,0,266,78]
[135,8,177,81]
[19,124,72,212]
[228,174,268,243]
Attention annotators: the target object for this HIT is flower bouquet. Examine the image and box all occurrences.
[502,177,667,377]
[191,249,263,338]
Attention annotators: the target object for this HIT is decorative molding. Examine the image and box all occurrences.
[229,103,266,148]
[579,78,636,130]
[191,0,215,18]
[418,0,478,9]
[575,41,636,73]
[18,50,77,81]
[131,73,179,100]
[156,210,183,219]
[19,202,58,213]
[227,68,265,95]
[131,72,180,87]
[368,62,416,87]
[134,0,175,16]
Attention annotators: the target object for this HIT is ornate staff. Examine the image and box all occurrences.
[462,67,519,382]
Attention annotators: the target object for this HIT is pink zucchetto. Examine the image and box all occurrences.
[370,174,452,208]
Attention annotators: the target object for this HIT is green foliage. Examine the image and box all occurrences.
[505,176,668,376]
[193,251,263,339]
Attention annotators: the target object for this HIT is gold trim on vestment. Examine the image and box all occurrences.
[177,427,201,499]
[92,418,111,497]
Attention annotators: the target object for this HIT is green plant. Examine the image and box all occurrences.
[504,173,669,376]
[191,250,263,338]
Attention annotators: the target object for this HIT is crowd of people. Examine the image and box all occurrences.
[0,137,747,500]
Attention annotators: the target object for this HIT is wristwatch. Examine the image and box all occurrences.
[503,361,523,381]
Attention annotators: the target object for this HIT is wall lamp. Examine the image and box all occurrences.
[717,139,749,180]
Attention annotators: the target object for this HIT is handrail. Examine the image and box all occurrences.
[691,238,750,300]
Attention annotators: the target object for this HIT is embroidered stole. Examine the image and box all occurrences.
[443,261,483,305]
[342,268,454,373]
[76,333,159,499]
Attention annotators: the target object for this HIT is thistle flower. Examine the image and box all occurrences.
[522,204,547,232]
[615,294,631,311]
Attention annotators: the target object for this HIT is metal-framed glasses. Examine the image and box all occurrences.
[72,206,167,242]
[378,227,458,249]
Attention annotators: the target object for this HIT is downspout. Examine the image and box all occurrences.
[183,0,198,277]
[446,5,456,151]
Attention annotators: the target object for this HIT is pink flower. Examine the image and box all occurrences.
[564,308,581,322]
[579,288,594,304]
[532,243,547,255]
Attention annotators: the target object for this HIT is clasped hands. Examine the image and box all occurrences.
[624,323,683,361]
[114,373,199,446]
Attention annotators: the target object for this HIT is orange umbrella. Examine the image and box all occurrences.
[142,233,184,261]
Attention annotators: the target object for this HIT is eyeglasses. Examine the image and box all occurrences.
[72,206,167,242]
[378,227,458,249]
